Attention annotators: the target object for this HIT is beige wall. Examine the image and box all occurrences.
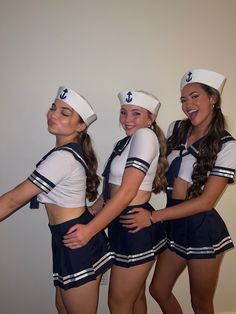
[0,0,235,313]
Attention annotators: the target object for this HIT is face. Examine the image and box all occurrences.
[119,104,153,136]
[180,83,215,130]
[47,99,86,140]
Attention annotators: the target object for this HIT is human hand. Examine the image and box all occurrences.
[119,208,151,233]
[63,224,92,249]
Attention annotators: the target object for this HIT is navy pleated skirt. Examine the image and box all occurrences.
[108,202,167,267]
[164,198,234,259]
[49,210,114,290]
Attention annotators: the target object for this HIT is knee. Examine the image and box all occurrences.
[149,281,163,303]
[191,294,214,313]
[108,291,133,314]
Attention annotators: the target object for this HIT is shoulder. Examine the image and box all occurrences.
[166,120,182,138]
[40,150,79,170]
[132,127,157,141]
[221,137,236,155]
[216,135,236,169]
[129,128,159,159]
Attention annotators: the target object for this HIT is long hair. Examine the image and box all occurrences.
[149,120,168,193]
[79,131,100,202]
[135,90,168,193]
[167,83,226,199]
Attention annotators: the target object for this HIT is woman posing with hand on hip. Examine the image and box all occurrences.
[121,69,236,314]
[63,90,168,314]
[0,87,113,314]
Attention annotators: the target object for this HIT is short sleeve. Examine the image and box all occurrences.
[28,150,77,193]
[210,140,236,183]
[125,128,159,174]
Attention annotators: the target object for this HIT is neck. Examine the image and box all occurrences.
[187,125,209,147]
[55,135,79,147]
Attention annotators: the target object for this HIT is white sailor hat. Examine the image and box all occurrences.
[118,90,161,115]
[180,69,226,94]
[55,86,97,126]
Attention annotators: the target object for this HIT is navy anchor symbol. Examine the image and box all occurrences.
[186,72,192,82]
[60,88,68,99]
[125,91,133,103]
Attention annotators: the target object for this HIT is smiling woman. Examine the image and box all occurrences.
[120,69,236,314]
[62,90,168,314]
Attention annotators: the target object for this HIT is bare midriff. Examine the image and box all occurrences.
[109,183,151,206]
[171,177,191,200]
[45,203,85,225]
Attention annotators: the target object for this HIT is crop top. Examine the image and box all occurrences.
[108,128,160,191]
[166,120,236,192]
[28,144,88,208]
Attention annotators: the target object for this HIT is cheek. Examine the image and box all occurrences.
[181,104,188,115]
[139,117,149,126]
[119,115,124,124]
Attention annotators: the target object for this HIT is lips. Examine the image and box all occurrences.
[187,109,198,120]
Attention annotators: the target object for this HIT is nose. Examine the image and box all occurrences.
[182,97,193,110]
[124,112,133,122]
[49,109,59,119]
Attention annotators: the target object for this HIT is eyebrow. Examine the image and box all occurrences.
[180,91,199,99]
[52,103,73,112]
[121,108,142,112]
[61,106,73,111]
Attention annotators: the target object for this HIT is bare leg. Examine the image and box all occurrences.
[58,274,102,314]
[55,287,67,314]
[133,282,147,314]
[149,249,186,314]
[188,253,224,314]
[108,262,153,314]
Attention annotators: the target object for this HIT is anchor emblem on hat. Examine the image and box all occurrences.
[126,91,133,103]
[186,72,193,82]
[60,88,68,99]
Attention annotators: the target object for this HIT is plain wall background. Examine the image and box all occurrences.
[0,0,235,313]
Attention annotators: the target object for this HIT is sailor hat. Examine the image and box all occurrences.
[118,90,161,115]
[56,86,97,126]
[180,69,226,94]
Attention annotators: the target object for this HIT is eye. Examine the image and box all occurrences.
[180,97,186,104]
[61,109,71,117]
[49,103,56,110]
[133,111,141,116]
[192,93,199,100]
[120,109,126,115]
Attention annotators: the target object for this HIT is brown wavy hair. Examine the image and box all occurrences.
[79,131,100,201]
[167,83,226,199]
[149,120,168,193]
[135,90,168,193]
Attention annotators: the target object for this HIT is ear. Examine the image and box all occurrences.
[210,95,217,105]
[151,113,157,123]
[77,122,87,133]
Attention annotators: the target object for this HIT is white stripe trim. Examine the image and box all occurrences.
[167,236,233,255]
[29,174,53,193]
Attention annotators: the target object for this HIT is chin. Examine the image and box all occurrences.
[125,130,135,136]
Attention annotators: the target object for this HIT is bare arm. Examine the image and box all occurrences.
[121,176,228,232]
[0,179,42,221]
[88,168,145,231]
[63,168,145,247]
[155,176,227,222]
[88,193,104,216]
